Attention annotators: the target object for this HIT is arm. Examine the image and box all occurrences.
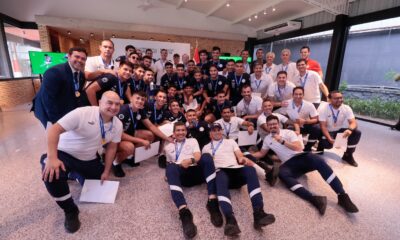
[142,119,173,142]
[125,86,132,102]
[273,134,303,151]
[234,149,247,165]
[85,82,101,106]
[343,118,357,138]
[121,132,150,146]
[42,123,66,182]
[242,120,255,134]
[251,148,268,159]
[101,141,118,183]
[41,69,62,123]
[85,69,116,81]
[180,152,201,168]
[319,83,329,99]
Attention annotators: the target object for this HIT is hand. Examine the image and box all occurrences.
[272,134,282,143]
[180,159,192,169]
[206,97,211,104]
[238,157,249,165]
[142,140,151,149]
[281,101,289,108]
[42,158,66,182]
[166,136,174,143]
[328,138,335,144]
[247,125,254,135]
[342,130,352,138]
[100,171,110,184]
[297,118,306,127]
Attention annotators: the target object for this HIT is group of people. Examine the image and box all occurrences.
[32,39,361,238]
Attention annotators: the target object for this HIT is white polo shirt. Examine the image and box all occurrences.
[293,70,323,103]
[276,62,299,84]
[202,139,243,169]
[279,99,318,122]
[263,63,278,80]
[164,138,200,164]
[85,56,115,73]
[262,129,303,163]
[318,103,355,132]
[57,106,122,161]
[154,59,168,85]
[267,81,296,102]
[250,72,273,98]
[215,117,245,140]
[257,113,288,140]
[236,96,263,117]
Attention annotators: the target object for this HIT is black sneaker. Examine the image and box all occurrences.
[310,195,327,215]
[253,208,275,230]
[64,210,80,233]
[206,199,223,227]
[125,158,140,167]
[158,155,167,169]
[224,214,241,237]
[342,153,358,167]
[338,193,359,213]
[179,208,197,239]
[112,164,125,178]
[266,162,280,187]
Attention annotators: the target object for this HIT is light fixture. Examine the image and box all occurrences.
[226,1,230,7]
[272,7,276,12]
[263,10,267,15]
[254,15,258,19]
[67,31,71,35]
[90,33,94,37]
[248,17,252,22]
[111,34,116,38]
[184,0,187,2]
[79,37,84,43]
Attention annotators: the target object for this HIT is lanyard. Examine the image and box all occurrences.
[128,107,138,130]
[212,79,219,93]
[292,101,303,113]
[211,139,223,157]
[223,122,231,138]
[101,57,112,69]
[175,139,186,161]
[255,79,262,91]
[234,74,243,87]
[265,66,272,74]
[217,102,225,114]
[73,72,79,91]
[99,113,113,144]
[178,78,184,89]
[277,86,285,100]
[153,104,159,123]
[281,64,288,72]
[299,72,308,87]
[117,76,124,99]
[329,104,340,124]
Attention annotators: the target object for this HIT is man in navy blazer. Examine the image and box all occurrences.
[32,47,88,128]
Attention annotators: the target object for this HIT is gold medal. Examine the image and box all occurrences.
[75,91,80,97]
[120,99,124,104]
[102,138,106,145]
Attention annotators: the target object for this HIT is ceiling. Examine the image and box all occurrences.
[0,0,351,39]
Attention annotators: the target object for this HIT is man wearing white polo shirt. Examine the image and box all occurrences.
[276,49,298,84]
[41,91,123,233]
[263,51,278,80]
[154,49,169,86]
[318,91,362,167]
[215,106,254,141]
[257,99,290,141]
[294,59,329,108]
[85,40,116,81]
[236,85,263,122]
[250,63,273,99]
[267,71,296,108]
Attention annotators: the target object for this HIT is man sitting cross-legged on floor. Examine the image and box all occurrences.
[165,122,223,239]
[202,123,275,237]
[251,115,359,215]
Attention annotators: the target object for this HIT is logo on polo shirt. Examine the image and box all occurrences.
[102,77,108,83]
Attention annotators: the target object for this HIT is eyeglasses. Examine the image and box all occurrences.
[131,56,137,59]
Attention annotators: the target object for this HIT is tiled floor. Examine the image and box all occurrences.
[1,104,399,240]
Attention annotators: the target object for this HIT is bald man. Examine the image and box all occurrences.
[41,91,123,233]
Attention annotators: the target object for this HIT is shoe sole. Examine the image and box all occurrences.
[224,225,241,236]
[254,215,276,230]
[183,225,197,239]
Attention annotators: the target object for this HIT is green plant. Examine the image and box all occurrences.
[339,80,348,92]
[345,98,400,120]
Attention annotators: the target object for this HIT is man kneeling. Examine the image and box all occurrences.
[165,122,223,238]
[202,123,275,237]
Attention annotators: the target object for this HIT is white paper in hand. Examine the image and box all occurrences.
[135,141,160,162]
[238,130,258,146]
[79,180,119,204]
[158,122,174,137]
[333,133,347,149]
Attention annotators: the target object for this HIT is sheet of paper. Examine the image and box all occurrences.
[158,122,174,137]
[135,141,160,162]
[79,180,119,204]
[238,130,258,146]
[287,109,300,121]
[252,92,262,98]
[333,133,347,149]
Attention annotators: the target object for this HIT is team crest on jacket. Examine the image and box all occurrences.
[118,114,124,119]
[102,77,108,83]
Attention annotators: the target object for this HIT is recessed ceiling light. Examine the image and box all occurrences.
[272,7,276,12]
[248,17,252,22]
[264,10,267,15]
[254,15,258,19]
[67,31,71,35]
[226,2,230,7]
[90,33,94,37]
[111,34,116,38]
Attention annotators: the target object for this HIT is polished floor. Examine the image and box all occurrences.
[1,104,399,240]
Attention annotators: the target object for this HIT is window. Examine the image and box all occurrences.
[4,23,41,77]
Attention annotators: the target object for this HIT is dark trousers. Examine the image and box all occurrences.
[216,166,263,216]
[319,128,362,154]
[301,124,321,151]
[166,153,216,209]
[40,151,104,213]
[279,153,345,202]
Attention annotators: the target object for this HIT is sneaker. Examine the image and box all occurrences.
[179,208,197,239]
[206,199,223,227]
[338,193,359,213]
[316,145,324,155]
[342,153,358,167]
[112,164,125,178]
[253,208,275,230]
[310,195,327,215]
[158,155,167,169]
[266,162,280,187]
[64,209,80,233]
[125,158,140,167]
[224,214,241,237]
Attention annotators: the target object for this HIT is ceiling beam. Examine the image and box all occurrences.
[176,0,185,9]
[232,0,284,24]
[256,8,323,31]
[206,0,227,17]
[302,0,348,15]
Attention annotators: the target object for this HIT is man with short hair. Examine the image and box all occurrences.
[223,59,235,78]
[165,99,186,123]
[277,49,298,84]
[160,61,175,90]
[196,49,209,77]
[165,122,223,238]
[318,91,362,167]
[215,106,254,140]
[209,46,226,73]
[300,46,323,78]
[146,90,168,125]
[128,52,140,65]
[227,61,250,105]
[126,64,146,99]
[252,115,359,215]
[204,91,231,124]
[186,109,210,149]
[204,65,228,101]
[116,45,135,63]
[240,50,251,74]
[85,39,116,81]
[294,59,328,108]
[41,91,123,233]
[145,48,156,63]
[267,71,296,108]
[173,53,181,70]
[263,51,278,80]
[142,55,153,70]
[33,47,88,128]
[236,85,263,122]
[257,99,290,141]
[250,63,273,99]
[154,48,169,86]
[202,123,275,237]
[251,48,265,74]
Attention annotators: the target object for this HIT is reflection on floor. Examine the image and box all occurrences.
[1,104,399,240]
